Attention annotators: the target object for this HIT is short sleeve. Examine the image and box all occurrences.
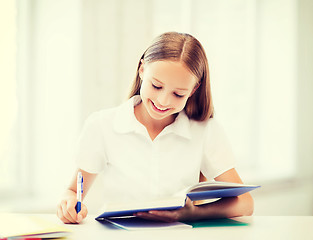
[201,118,236,179]
[74,113,107,173]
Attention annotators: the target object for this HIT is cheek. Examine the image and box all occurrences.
[173,97,189,110]
[140,81,154,99]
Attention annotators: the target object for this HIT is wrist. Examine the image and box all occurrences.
[178,203,203,222]
[189,204,205,221]
[187,202,217,221]
[64,189,76,199]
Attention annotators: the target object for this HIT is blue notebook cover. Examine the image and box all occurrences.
[187,186,259,201]
[96,205,183,219]
[104,216,192,230]
[96,183,260,220]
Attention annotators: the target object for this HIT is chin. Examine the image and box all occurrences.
[148,111,169,121]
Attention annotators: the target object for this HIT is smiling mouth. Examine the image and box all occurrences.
[151,100,170,113]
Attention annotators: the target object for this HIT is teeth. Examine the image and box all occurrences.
[156,106,167,111]
[153,102,168,111]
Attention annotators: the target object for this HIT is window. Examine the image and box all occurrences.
[2,0,298,212]
[150,0,297,181]
[0,0,18,193]
[1,0,82,209]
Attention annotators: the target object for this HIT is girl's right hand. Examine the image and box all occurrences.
[57,190,88,224]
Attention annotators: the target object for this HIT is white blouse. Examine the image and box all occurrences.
[74,96,236,203]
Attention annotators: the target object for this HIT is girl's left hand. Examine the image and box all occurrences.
[134,197,196,222]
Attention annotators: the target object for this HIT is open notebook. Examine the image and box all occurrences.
[96,181,260,219]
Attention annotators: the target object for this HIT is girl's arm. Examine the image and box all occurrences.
[135,168,254,222]
[190,168,254,220]
[57,169,97,224]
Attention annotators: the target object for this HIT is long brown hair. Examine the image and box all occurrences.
[129,32,214,121]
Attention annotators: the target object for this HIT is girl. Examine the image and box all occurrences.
[57,32,254,224]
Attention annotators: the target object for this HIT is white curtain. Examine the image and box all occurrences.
[4,0,312,214]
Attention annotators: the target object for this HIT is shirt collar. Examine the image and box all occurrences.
[160,110,191,140]
[113,96,141,134]
[114,95,191,140]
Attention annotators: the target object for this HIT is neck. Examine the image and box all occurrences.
[134,102,176,135]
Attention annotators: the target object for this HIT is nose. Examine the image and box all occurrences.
[156,91,170,107]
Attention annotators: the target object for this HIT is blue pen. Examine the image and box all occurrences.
[76,172,83,213]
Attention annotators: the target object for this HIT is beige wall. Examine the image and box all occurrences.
[1,0,312,215]
[254,0,313,216]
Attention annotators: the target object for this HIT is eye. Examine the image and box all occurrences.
[174,93,184,98]
[152,84,162,90]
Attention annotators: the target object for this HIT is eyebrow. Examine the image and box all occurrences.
[152,77,189,91]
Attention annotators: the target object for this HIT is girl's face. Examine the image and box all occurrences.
[139,60,198,122]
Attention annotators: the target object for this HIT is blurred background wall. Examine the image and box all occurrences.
[0,0,312,215]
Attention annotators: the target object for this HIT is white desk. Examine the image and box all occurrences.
[2,214,312,240]
[53,215,312,240]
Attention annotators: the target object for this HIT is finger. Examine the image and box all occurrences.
[184,197,194,208]
[135,212,166,221]
[148,210,179,222]
[77,204,88,222]
[135,212,176,223]
[185,197,193,205]
[77,213,82,223]
[57,207,71,224]
[60,200,77,223]
[67,199,79,222]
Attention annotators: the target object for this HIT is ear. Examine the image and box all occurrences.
[189,82,200,97]
[139,59,145,79]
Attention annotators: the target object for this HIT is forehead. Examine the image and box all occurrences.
[144,61,198,88]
